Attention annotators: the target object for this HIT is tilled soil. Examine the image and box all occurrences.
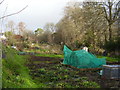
[27,55,120,88]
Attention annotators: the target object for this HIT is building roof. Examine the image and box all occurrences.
[14,35,23,39]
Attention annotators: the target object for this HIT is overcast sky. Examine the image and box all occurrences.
[1,0,118,32]
[0,0,83,31]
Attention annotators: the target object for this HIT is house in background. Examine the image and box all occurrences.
[13,35,25,51]
[0,33,7,45]
[14,35,24,41]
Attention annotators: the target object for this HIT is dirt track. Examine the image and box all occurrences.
[27,55,120,88]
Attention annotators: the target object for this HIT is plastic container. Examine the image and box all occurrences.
[102,65,120,79]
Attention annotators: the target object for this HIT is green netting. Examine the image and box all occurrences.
[63,45,106,69]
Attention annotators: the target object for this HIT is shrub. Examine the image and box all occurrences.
[104,37,120,52]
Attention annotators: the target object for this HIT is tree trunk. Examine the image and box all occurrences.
[108,1,112,41]
[104,33,107,43]
[108,23,112,41]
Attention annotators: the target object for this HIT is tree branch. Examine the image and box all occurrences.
[0,5,28,20]
[0,0,4,5]
[103,6,109,22]
[113,1,120,21]
[112,0,118,6]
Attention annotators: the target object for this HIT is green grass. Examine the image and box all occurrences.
[24,48,48,53]
[2,47,39,88]
[36,54,64,58]
[97,56,120,62]
[36,53,119,62]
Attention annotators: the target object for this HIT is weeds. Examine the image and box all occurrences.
[2,47,38,88]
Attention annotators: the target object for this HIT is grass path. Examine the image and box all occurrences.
[36,54,64,58]
[36,53,120,62]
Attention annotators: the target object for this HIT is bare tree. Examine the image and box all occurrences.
[7,21,15,33]
[102,0,120,41]
[0,0,4,5]
[0,0,28,34]
[18,22,26,35]
[44,23,56,33]
[43,23,56,44]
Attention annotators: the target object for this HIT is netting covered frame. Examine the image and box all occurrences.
[63,45,106,69]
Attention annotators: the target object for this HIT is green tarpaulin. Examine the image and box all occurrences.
[63,45,106,69]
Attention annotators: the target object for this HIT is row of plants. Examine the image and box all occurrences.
[28,57,100,88]
[97,56,120,62]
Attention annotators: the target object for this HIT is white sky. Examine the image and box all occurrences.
[1,0,112,31]
[0,0,82,31]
